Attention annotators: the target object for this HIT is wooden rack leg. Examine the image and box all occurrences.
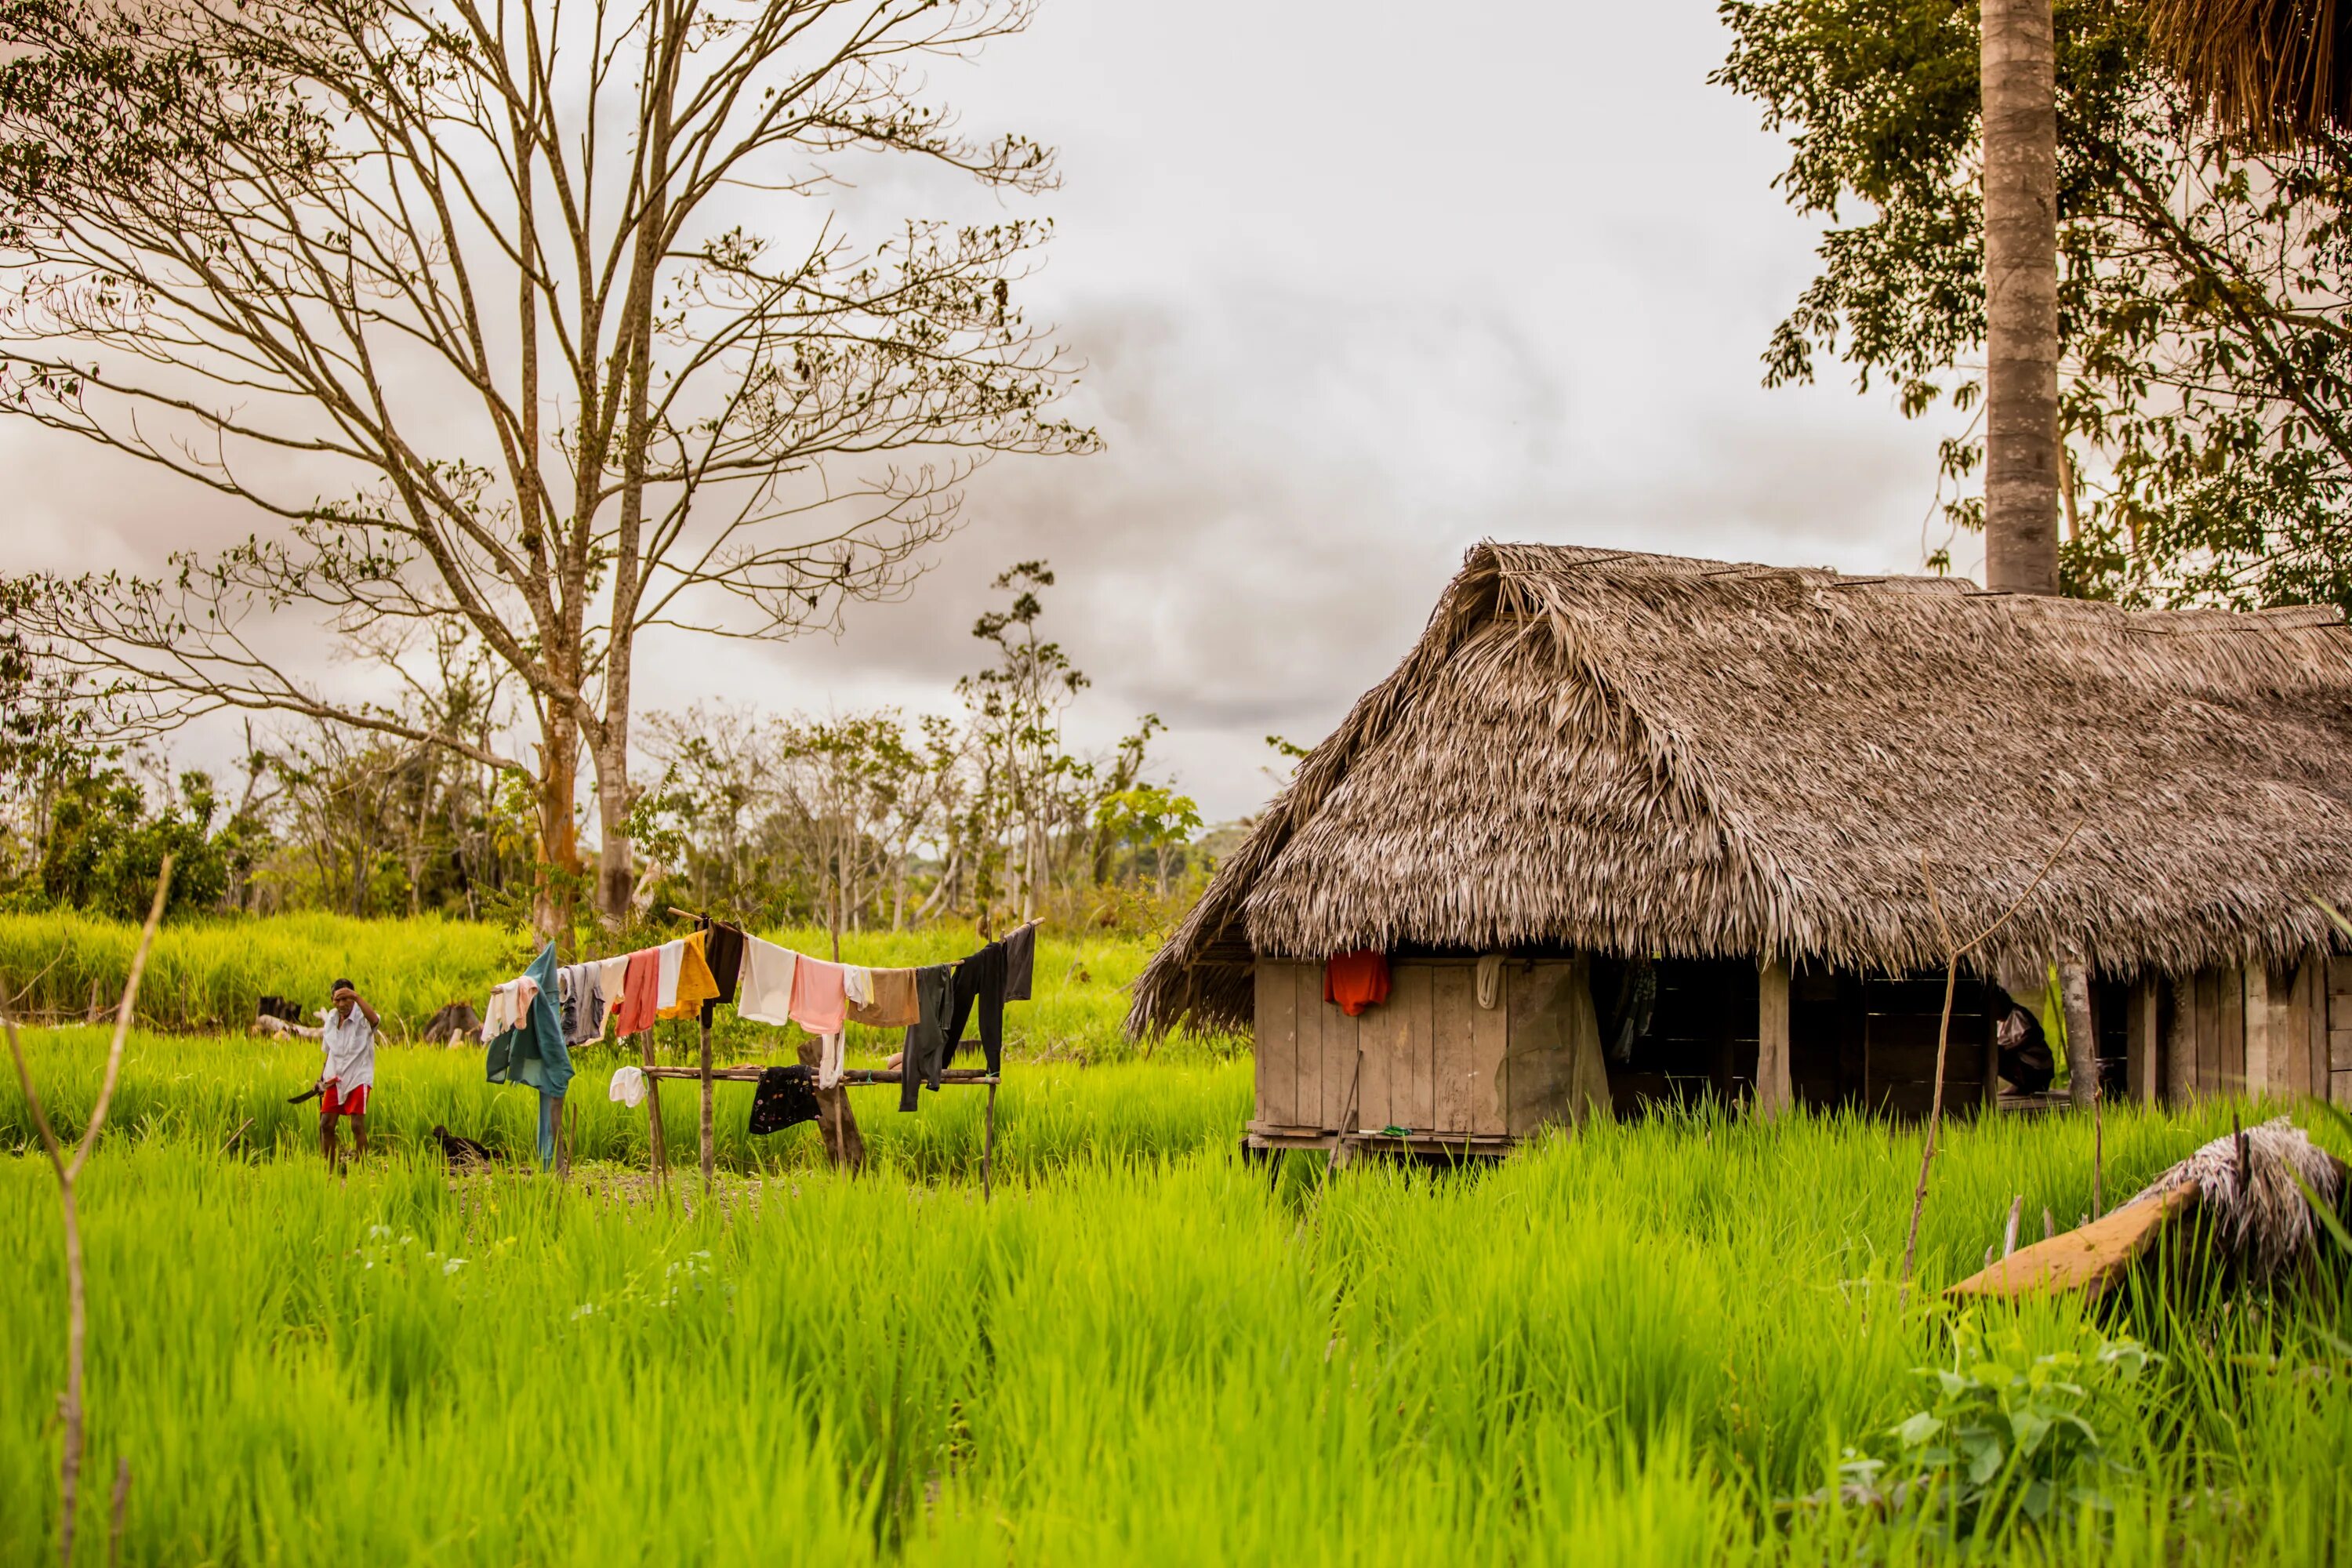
[983,1078,997,1202]
[640,1030,666,1193]
[699,1017,715,1194]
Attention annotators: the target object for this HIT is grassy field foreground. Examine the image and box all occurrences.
[3,1029,2350,1563]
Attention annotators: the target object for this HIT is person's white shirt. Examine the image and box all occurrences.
[321,1007,376,1090]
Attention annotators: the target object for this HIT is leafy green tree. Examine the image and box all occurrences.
[1715,1,2352,612]
[38,766,227,919]
[1094,785,1203,898]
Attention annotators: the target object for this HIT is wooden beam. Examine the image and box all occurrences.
[643,1065,997,1084]
[2245,960,2274,1099]
[1756,958,1792,1119]
[2165,974,2197,1105]
[699,1018,715,1194]
[2126,975,2158,1105]
[640,1029,666,1192]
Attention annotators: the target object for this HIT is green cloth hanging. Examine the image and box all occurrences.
[485,942,574,1101]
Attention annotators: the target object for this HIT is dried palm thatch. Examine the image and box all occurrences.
[2126,1113,2346,1275]
[1131,543,2352,1036]
[2146,0,2352,145]
[1948,1116,2347,1298]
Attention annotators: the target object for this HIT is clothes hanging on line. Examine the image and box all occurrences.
[699,923,745,1024]
[558,963,606,1047]
[848,967,924,1029]
[486,944,573,1169]
[1323,950,1391,1017]
[942,940,1007,1075]
[659,930,720,1022]
[844,965,873,1010]
[1004,921,1038,1003]
[815,1030,845,1091]
[597,955,631,1018]
[897,964,957,1112]
[655,940,684,1011]
[748,1065,822,1134]
[737,937,798,1026]
[789,954,850,1036]
[608,1065,647,1109]
[615,947,662,1037]
[480,981,521,1044]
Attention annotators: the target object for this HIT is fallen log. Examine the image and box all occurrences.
[1948,1116,2347,1301]
[249,1013,321,1040]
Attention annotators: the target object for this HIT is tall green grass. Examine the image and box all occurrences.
[0,911,1231,1060]
[3,1081,2347,1564]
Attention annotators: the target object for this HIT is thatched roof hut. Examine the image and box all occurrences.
[1134,544,2352,1146]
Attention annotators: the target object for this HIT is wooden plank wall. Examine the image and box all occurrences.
[1857,977,1999,1118]
[2146,955,2343,1104]
[1251,960,1507,1137]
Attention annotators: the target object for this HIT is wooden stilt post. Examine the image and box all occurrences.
[699,1016,715,1193]
[640,1029,666,1193]
[983,1077,997,1202]
[1756,959,1793,1118]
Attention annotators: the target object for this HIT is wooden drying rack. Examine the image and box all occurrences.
[624,909,1011,1200]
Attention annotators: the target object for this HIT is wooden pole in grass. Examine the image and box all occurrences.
[699,1014,715,1194]
[2,855,172,1568]
[1900,822,2082,1301]
[640,1026,667,1194]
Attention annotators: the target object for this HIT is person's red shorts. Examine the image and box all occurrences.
[320,1081,370,1120]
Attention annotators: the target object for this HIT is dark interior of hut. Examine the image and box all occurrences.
[1586,955,1758,1115]
[1588,956,2063,1119]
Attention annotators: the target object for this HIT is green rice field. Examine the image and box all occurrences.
[4,915,2351,1564]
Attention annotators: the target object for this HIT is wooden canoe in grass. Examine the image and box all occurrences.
[1947,1116,2347,1302]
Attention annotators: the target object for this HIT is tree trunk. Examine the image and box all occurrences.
[796,1034,866,1171]
[590,740,635,927]
[1981,0,2061,596]
[533,720,583,941]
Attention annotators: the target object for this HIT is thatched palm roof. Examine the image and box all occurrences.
[2146,0,2352,147]
[1131,543,2352,1035]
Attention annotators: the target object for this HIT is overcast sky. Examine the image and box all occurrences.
[1,1,1958,825]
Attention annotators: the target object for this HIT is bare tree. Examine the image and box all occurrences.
[3,858,171,1568]
[0,0,1094,935]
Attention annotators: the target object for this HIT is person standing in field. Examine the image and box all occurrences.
[318,978,379,1167]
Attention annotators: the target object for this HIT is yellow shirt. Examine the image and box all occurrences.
[658,929,721,1021]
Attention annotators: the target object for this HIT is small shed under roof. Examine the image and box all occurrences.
[1132,544,2352,1148]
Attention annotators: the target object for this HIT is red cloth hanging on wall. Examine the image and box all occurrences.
[1323,950,1392,1017]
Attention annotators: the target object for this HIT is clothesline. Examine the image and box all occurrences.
[476,912,1040,1192]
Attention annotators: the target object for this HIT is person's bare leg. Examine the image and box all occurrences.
[321,1116,337,1166]
[350,1113,366,1164]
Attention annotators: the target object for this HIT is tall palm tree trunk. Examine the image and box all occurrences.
[1981,0,2061,596]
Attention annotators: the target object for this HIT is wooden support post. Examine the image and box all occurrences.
[1756,958,1792,1119]
[983,1078,997,1202]
[2165,974,2197,1105]
[2244,960,2274,1100]
[1982,993,2002,1112]
[639,1029,667,1193]
[2126,975,2158,1105]
[699,1017,714,1193]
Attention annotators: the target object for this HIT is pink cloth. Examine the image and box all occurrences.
[789,955,849,1036]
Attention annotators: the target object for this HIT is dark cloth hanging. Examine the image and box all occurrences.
[942,940,1008,1075]
[1323,950,1392,1017]
[747,1065,822,1134]
[1989,988,2057,1094]
[699,921,746,1025]
[1003,921,1038,1003]
[897,965,956,1112]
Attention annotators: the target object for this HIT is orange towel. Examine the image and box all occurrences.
[658,929,720,1022]
[615,948,662,1037]
[1323,950,1391,1017]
